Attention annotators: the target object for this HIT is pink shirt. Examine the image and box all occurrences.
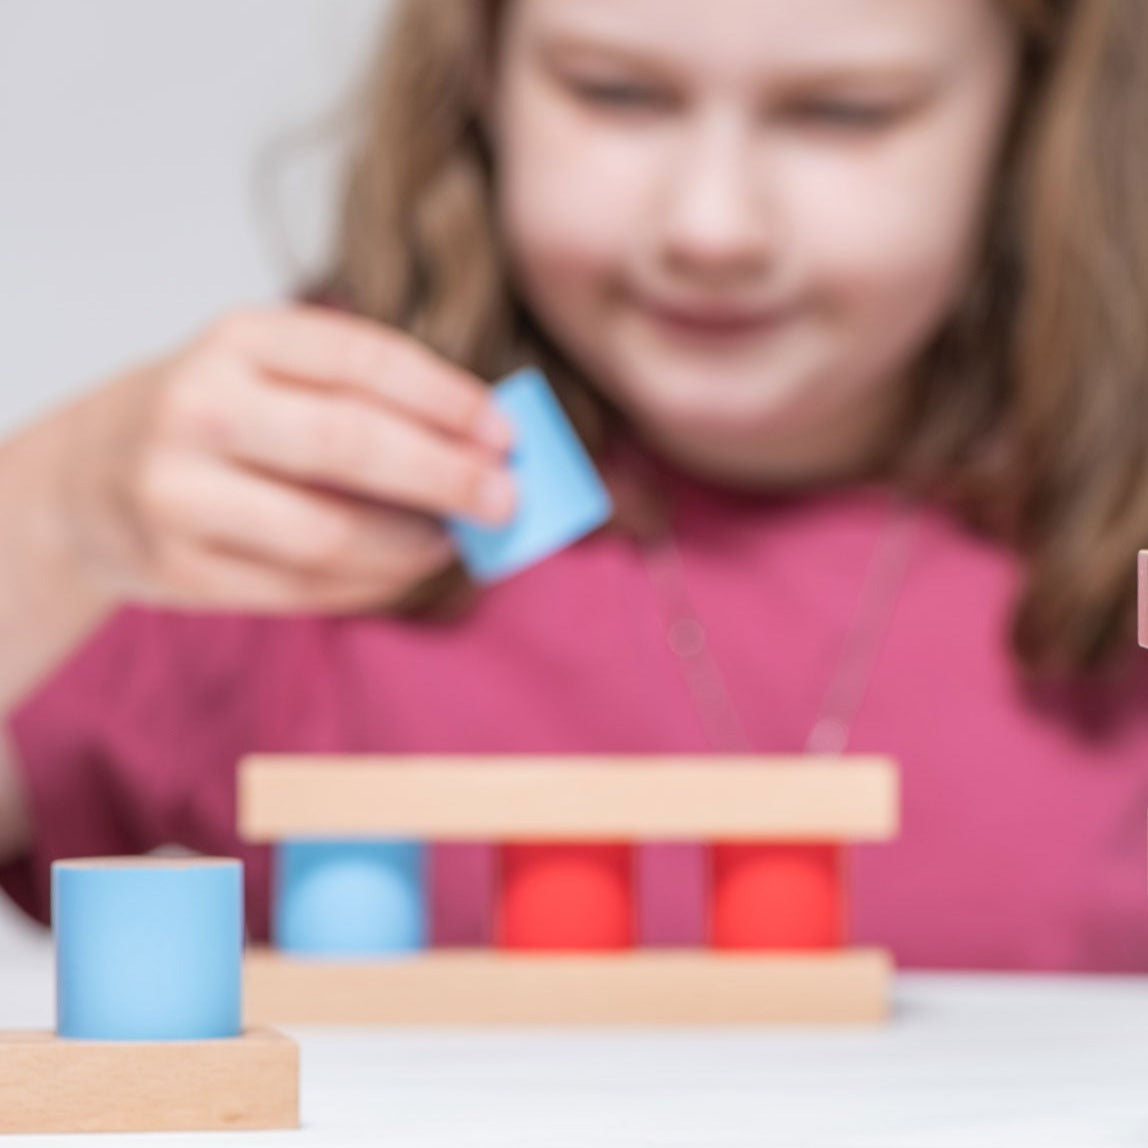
[4,449,1148,971]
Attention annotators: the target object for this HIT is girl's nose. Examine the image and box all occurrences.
[658,110,777,286]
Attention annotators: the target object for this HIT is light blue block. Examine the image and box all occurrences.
[273,839,427,957]
[449,367,614,582]
[53,858,243,1042]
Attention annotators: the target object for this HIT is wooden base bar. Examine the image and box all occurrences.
[244,947,891,1026]
[0,1028,299,1134]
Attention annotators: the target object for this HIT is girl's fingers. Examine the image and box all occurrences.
[144,537,402,614]
[176,365,517,524]
[205,305,514,452]
[141,452,456,585]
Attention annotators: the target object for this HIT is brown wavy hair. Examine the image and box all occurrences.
[318,0,1148,680]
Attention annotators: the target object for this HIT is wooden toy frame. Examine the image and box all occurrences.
[241,755,900,1027]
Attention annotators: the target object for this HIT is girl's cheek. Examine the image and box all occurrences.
[806,208,966,316]
[513,145,650,258]
[783,132,990,324]
[497,90,661,282]
[502,165,616,296]
[802,227,972,368]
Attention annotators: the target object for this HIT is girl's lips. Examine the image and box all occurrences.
[638,297,795,338]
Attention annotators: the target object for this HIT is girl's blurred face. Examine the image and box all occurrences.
[490,0,1020,486]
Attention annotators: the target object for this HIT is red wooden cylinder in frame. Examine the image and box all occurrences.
[709,843,845,950]
[497,843,635,950]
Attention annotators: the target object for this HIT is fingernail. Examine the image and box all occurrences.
[474,405,515,453]
[476,470,516,523]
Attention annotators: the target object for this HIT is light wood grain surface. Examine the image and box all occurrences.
[239,755,899,840]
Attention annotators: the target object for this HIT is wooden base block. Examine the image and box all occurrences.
[244,947,891,1026]
[0,1028,298,1134]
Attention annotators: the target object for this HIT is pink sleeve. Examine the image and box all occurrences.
[0,606,268,927]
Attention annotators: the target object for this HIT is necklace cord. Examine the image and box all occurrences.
[638,491,921,756]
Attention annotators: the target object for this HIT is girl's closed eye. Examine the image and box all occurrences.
[565,73,679,114]
[779,98,908,132]
[772,75,936,135]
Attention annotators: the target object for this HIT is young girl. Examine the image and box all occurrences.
[1,0,1146,970]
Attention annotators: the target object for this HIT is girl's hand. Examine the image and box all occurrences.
[60,305,517,613]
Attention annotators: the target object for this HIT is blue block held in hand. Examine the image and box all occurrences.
[449,368,614,583]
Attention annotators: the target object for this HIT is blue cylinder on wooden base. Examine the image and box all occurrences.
[273,839,427,956]
[53,857,243,1041]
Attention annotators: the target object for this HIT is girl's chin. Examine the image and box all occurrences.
[612,373,800,437]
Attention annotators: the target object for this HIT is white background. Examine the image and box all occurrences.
[0,0,390,946]
[0,0,391,434]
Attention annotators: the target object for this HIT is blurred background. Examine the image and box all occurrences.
[0,0,391,947]
[0,0,391,433]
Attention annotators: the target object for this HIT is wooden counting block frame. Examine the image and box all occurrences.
[240,754,900,1027]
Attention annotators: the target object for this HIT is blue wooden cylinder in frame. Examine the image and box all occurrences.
[273,839,427,956]
[53,857,243,1041]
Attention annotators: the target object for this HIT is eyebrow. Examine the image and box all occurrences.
[536,32,682,82]
[536,30,944,95]
[767,64,944,96]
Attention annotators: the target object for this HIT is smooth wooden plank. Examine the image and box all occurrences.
[0,1028,299,1134]
[239,755,899,841]
[244,948,891,1026]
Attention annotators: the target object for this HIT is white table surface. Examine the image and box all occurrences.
[3,928,1148,1147]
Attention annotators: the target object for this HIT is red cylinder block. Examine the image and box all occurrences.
[709,843,844,950]
[497,843,635,950]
